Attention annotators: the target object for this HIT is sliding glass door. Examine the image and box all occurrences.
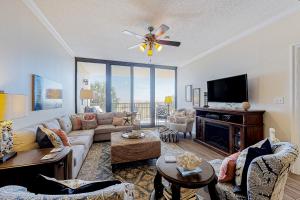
[76,62,106,113]
[111,65,131,112]
[155,69,176,125]
[76,58,176,127]
[133,67,151,125]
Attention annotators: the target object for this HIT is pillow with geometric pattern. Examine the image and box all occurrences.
[36,126,64,148]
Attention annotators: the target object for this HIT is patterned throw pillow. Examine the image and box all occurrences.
[70,114,83,131]
[218,152,240,182]
[235,138,270,186]
[84,113,97,120]
[112,117,124,126]
[81,119,98,130]
[51,129,71,146]
[57,116,72,133]
[36,126,63,148]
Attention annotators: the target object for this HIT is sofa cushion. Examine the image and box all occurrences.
[96,112,114,125]
[114,112,126,118]
[43,119,61,130]
[71,145,85,178]
[94,125,132,134]
[13,125,40,152]
[57,116,72,133]
[68,129,94,137]
[68,135,93,151]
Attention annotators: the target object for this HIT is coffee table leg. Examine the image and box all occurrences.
[154,171,163,199]
[208,175,218,200]
[171,183,180,200]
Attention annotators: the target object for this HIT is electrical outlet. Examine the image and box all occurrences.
[273,97,284,104]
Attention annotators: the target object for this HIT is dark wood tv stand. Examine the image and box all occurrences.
[194,107,265,156]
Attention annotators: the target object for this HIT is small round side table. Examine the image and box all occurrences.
[152,156,218,200]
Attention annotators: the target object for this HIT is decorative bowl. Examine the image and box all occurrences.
[176,152,202,171]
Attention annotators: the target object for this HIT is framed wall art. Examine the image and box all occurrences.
[32,74,63,111]
[185,85,192,102]
[193,88,201,107]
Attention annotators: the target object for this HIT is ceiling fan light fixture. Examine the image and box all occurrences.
[139,43,147,52]
[155,43,163,52]
[147,49,153,56]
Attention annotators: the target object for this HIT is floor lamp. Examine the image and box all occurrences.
[164,96,173,116]
[80,89,94,113]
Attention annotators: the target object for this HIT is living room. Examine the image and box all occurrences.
[1,0,300,199]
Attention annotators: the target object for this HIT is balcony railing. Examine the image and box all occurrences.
[89,102,173,125]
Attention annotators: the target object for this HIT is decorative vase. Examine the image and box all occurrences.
[242,102,251,111]
[176,152,202,170]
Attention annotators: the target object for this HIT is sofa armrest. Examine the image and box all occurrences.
[247,142,299,199]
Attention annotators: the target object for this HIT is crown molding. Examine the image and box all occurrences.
[180,5,300,67]
[22,0,75,57]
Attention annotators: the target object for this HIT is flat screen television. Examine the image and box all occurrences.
[207,74,248,103]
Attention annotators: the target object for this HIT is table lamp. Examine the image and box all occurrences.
[164,96,173,115]
[80,89,94,112]
[0,92,27,163]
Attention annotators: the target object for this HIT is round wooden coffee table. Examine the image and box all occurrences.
[153,156,217,200]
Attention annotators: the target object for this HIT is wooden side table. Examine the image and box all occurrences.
[153,156,218,200]
[0,147,72,188]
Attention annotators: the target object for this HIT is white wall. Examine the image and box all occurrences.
[178,10,300,142]
[0,0,75,130]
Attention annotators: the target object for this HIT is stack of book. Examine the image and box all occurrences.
[163,185,197,200]
[177,166,202,177]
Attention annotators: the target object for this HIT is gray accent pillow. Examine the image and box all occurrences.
[57,116,72,133]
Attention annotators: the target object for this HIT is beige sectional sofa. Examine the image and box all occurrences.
[13,112,139,179]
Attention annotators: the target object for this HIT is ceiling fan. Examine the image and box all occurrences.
[122,24,181,57]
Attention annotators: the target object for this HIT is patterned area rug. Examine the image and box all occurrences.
[78,141,209,199]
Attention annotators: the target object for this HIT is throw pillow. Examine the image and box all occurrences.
[218,152,240,183]
[84,113,97,120]
[123,116,132,125]
[81,119,98,130]
[51,129,71,146]
[239,139,273,194]
[28,174,121,195]
[112,117,124,126]
[57,116,72,133]
[235,138,270,187]
[70,115,82,131]
[36,126,63,148]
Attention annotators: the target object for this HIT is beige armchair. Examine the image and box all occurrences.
[167,109,195,138]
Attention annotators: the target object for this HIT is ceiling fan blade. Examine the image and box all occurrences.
[128,43,142,50]
[155,24,169,38]
[157,40,181,47]
[122,30,145,40]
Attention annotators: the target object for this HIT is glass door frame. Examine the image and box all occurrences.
[75,57,177,127]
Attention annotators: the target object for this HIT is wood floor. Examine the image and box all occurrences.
[176,134,300,200]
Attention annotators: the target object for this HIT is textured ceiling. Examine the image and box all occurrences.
[34,0,299,66]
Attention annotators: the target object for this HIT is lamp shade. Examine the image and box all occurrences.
[164,96,173,104]
[80,89,94,100]
[0,93,28,121]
